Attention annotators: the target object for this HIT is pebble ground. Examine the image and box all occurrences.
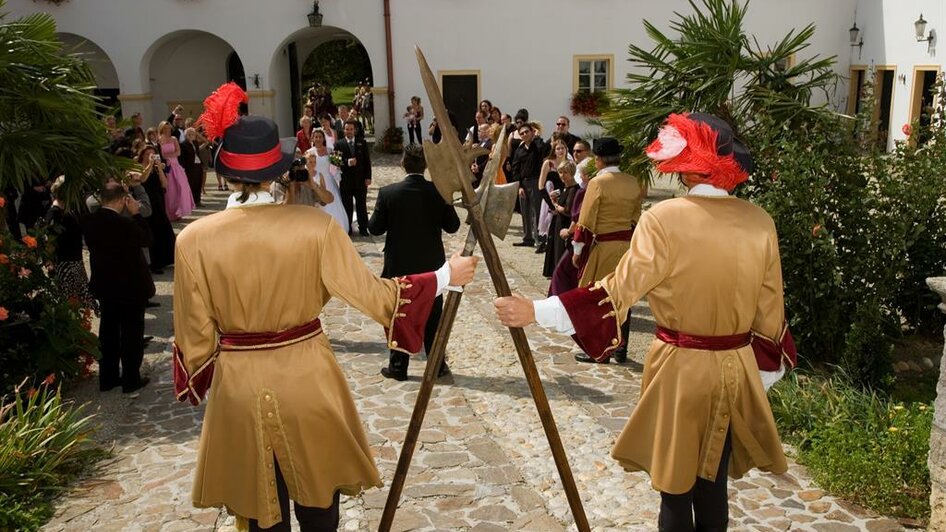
[42,153,907,531]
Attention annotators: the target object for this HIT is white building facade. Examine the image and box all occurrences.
[5,0,941,149]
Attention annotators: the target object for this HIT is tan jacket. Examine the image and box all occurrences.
[576,170,644,287]
[601,195,789,493]
[173,204,411,528]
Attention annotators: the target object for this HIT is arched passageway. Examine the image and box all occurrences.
[56,33,120,115]
[142,30,245,123]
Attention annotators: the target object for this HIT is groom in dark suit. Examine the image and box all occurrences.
[82,181,155,393]
[335,119,372,236]
[368,144,461,380]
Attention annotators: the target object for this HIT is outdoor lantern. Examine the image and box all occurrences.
[915,14,928,41]
[849,22,860,45]
[308,1,323,28]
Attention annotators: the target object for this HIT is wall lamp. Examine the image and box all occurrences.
[252,74,261,89]
[915,14,935,44]
[849,22,864,58]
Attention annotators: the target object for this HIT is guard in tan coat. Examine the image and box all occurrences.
[172,83,477,531]
[570,137,644,364]
[495,113,796,532]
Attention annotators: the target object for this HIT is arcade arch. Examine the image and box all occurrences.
[56,33,120,114]
[142,30,245,124]
[268,26,377,136]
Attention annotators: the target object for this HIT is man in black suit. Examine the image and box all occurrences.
[368,144,461,381]
[82,182,155,393]
[336,119,372,236]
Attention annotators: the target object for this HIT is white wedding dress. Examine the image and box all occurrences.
[307,149,349,234]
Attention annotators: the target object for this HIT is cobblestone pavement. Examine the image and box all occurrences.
[43,154,906,531]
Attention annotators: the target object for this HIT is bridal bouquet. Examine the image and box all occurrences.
[328,151,344,167]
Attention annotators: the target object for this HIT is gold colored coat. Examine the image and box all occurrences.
[601,195,789,494]
[576,170,644,287]
[173,204,406,528]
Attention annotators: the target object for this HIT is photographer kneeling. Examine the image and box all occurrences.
[270,154,333,207]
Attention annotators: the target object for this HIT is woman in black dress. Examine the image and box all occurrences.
[136,146,176,272]
[43,176,95,310]
[543,160,579,279]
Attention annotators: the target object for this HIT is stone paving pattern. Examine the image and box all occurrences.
[42,154,907,531]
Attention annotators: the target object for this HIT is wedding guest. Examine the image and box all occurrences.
[181,128,204,207]
[158,121,195,221]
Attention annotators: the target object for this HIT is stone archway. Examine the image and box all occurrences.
[141,30,246,125]
[268,26,377,136]
[56,32,120,115]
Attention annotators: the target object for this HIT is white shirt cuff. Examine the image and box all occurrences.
[533,296,576,335]
[759,363,786,391]
[572,242,584,255]
[434,261,462,296]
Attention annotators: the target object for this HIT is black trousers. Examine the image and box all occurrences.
[249,458,340,532]
[518,178,540,244]
[388,295,444,372]
[407,122,423,144]
[658,432,733,532]
[98,299,146,390]
[339,180,369,235]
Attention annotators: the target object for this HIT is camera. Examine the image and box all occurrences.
[289,157,309,182]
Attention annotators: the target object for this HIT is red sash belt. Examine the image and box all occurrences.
[218,318,323,351]
[655,326,751,351]
[594,228,634,243]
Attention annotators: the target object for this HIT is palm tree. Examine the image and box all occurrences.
[601,0,838,181]
[0,0,127,231]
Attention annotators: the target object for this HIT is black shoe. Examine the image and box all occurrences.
[380,367,407,381]
[145,300,160,308]
[534,243,547,254]
[359,230,370,237]
[613,349,627,364]
[437,363,451,378]
[142,335,154,348]
[512,240,535,247]
[122,377,150,394]
[574,352,608,364]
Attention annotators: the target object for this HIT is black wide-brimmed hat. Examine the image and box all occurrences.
[213,115,294,183]
[593,137,623,157]
[688,112,753,175]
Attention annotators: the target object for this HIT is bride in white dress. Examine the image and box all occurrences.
[306,128,349,234]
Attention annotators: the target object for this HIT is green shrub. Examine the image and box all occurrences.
[770,372,932,521]
[0,229,99,394]
[0,381,106,531]
[376,126,404,154]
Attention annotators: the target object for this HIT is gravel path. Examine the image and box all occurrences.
[44,154,905,531]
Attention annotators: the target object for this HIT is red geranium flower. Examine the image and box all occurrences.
[0,196,5,208]
[0,254,8,264]
[22,236,37,249]
[902,123,912,136]
[43,374,56,386]
[0,307,8,321]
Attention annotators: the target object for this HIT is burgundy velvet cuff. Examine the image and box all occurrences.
[573,225,590,244]
[751,322,797,371]
[385,272,438,355]
[558,283,622,362]
[173,342,215,406]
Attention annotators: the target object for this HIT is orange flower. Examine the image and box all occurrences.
[26,387,37,399]
[43,374,56,386]
[0,254,8,264]
[0,307,8,321]
[0,196,5,208]
[811,224,823,237]
[22,236,37,249]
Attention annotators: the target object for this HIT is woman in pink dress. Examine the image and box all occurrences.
[158,121,195,221]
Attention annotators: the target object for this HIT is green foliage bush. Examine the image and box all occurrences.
[0,381,106,531]
[0,229,99,394]
[601,0,946,387]
[377,126,404,154]
[770,373,932,521]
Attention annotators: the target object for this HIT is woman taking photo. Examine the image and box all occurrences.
[136,145,176,273]
[157,121,195,221]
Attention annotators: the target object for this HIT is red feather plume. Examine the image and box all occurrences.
[196,82,248,142]
[646,113,748,192]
